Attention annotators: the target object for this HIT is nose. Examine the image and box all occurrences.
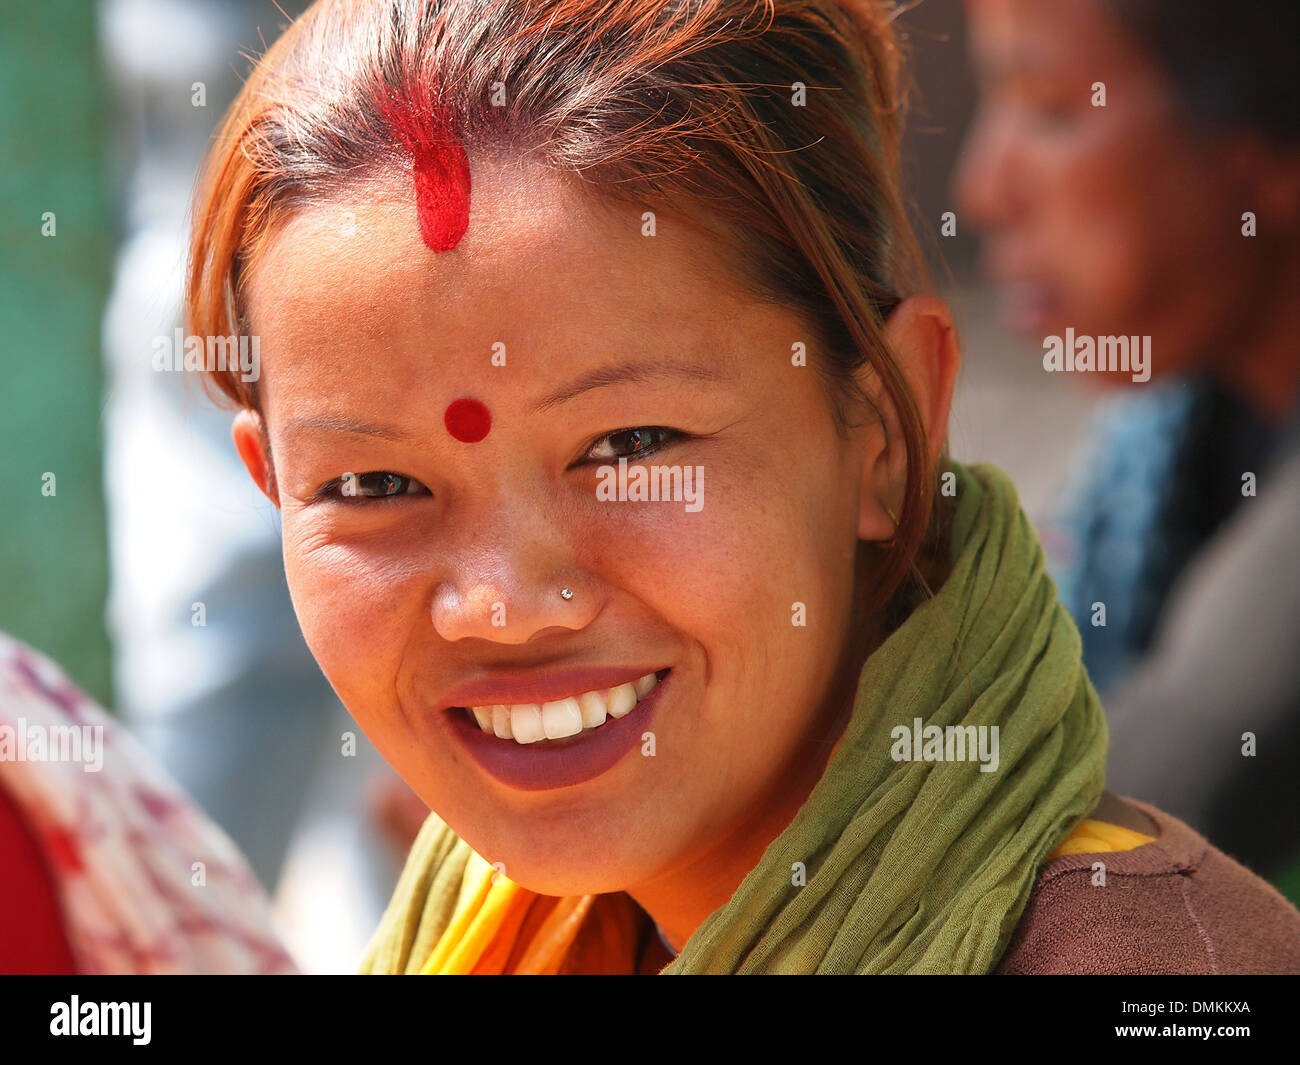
[953,105,1024,232]
[430,522,600,645]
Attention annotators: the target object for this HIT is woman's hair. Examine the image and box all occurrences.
[187,0,943,618]
[1106,0,1298,146]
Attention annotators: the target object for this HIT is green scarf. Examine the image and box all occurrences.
[365,461,1107,973]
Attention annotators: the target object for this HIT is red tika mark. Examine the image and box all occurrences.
[413,138,471,251]
[375,88,471,252]
[444,398,491,443]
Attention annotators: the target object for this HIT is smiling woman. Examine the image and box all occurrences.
[184,0,1300,973]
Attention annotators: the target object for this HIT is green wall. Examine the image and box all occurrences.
[0,1,113,706]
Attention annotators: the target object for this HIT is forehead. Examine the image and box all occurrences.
[242,156,771,418]
[966,0,1133,78]
[246,156,735,337]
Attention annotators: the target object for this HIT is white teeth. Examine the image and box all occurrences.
[577,690,608,729]
[510,704,546,744]
[466,671,664,744]
[541,698,584,739]
[605,682,637,719]
[491,705,513,740]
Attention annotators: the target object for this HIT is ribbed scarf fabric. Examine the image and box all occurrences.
[361,461,1108,974]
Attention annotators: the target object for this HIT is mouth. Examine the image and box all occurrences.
[453,669,669,747]
[981,252,1063,332]
[999,278,1060,323]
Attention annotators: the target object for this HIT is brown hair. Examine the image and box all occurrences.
[187,0,946,617]
[1106,0,1298,146]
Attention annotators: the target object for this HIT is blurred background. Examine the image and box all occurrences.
[1,0,1295,971]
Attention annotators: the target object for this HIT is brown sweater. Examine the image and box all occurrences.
[996,796,1300,974]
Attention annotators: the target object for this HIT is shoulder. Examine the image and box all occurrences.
[996,797,1300,975]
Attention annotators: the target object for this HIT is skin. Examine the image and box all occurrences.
[234,153,959,953]
[955,0,1300,420]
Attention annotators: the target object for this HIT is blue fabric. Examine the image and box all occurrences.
[1049,376,1276,695]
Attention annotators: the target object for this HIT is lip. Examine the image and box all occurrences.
[443,669,670,792]
[997,279,1061,335]
[979,246,1064,334]
[980,239,1040,287]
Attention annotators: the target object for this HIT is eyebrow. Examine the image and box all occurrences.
[532,360,728,413]
[281,414,418,442]
[972,42,1059,85]
[281,360,730,439]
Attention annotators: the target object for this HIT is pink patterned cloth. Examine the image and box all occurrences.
[0,631,297,974]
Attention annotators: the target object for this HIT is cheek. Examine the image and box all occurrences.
[1049,143,1242,338]
[599,452,846,622]
[280,519,423,704]
[1027,116,1175,320]
[601,440,856,736]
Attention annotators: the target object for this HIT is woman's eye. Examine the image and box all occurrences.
[320,471,431,501]
[584,426,680,463]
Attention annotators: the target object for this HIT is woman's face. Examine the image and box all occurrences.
[238,158,877,896]
[955,0,1261,372]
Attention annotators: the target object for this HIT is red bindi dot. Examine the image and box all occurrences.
[445,398,491,443]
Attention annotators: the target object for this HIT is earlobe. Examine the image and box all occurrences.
[231,409,279,506]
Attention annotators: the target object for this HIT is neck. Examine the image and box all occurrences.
[626,716,851,955]
[626,570,880,955]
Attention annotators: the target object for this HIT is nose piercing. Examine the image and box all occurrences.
[560,587,574,601]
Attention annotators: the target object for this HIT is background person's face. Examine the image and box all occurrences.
[955,0,1258,375]
[241,158,869,897]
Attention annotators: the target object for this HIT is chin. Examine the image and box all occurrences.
[487,819,673,896]
[493,850,640,897]
[449,816,578,872]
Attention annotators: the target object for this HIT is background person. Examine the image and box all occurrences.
[954,0,1300,883]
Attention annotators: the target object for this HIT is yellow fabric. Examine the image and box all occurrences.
[421,859,525,974]
[1049,817,1156,858]
[414,817,1155,975]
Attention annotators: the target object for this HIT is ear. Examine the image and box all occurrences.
[856,293,960,542]
[1231,135,1300,230]
[232,408,280,507]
